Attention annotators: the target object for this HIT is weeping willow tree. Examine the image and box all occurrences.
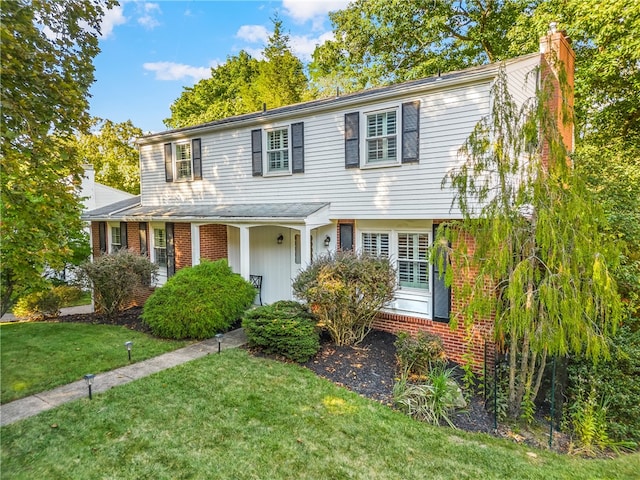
[434,68,623,419]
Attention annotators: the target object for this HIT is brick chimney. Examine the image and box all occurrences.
[539,22,575,155]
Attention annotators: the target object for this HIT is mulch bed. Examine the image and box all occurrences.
[48,307,566,450]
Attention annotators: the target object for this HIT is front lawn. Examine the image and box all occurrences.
[0,322,188,404]
[1,349,638,479]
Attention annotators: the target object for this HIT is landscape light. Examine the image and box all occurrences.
[215,333,224,354]
[83,374,95,400]
[124,341,133,361]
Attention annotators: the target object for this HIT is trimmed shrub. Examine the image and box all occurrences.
[292,250,396,346]
[142,260,255,339]
[78,250,157,320]
[242,301,320,363]
[394,331,447,378]
[14,285,83,320]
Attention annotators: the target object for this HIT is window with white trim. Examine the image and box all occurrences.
[175,142,192,180]
[266,127,290,173]
[111,226,121,253]
[366,109,397,164]
[397,233,429,290]
[362,232,390,257]
[154,228,167,267]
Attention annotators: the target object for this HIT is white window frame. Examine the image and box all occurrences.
[397,232,429,291]
[174,141,193,181]
[357,228,431,293]
[152,227,167,268]
[361,232,390,257]
[362,106,399,167]
[265,126,291,175]
[110,224,121,253]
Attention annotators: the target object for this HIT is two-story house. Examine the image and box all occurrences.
[84,29,574,367]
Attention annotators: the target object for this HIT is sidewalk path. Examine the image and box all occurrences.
[1,304,95,322]
[0,328,247,427]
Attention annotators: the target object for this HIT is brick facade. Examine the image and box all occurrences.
[174,223,192,270]
[200,224,228,261]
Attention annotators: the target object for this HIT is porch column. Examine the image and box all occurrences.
[239,225,250,280]
[300,225,311,268]
[191,224,200,266]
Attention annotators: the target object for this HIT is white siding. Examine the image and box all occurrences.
[139,61,541,221]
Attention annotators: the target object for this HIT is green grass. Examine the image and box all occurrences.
[0,322,188,404]
[2,349,638,479]
[63,290,92,307]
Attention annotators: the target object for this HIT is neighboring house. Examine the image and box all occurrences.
[83,29,574,367]
[80,164,136,213]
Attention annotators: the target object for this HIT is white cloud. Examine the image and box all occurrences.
[290,32,335,61]
[236,25,269,44]
[98,4,127,39]
[138,2,161,29]
[283,0,350,27]
[143,62,213,82]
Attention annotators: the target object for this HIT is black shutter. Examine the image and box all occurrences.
[98,221,107,254]
[344,112,360,168]
[339,224,354,251]
[166,222,175,277]
[402,101,420,163]
[251,129,263,176]
[291,122,304,173]
[164,143,173,182]
[139,222,148,256]
[192,138,202,180]
[432,224,451,322]
[120,222,128,250]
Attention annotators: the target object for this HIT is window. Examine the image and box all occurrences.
[362,232,390,257]
[164,139,201,182]
[154,228,167,267]
[111,226,121,253]
[267,128,289,173]
[366,110,397,164]
[175,142,192,180]
[398,233,429,289]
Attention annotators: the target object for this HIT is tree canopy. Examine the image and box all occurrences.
[73,117,144,195]
[165,18,308,129]
[1,0,114,314]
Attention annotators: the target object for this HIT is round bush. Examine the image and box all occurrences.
[242,300,320,363]
[142,260,255,339]
[394,331,447,377]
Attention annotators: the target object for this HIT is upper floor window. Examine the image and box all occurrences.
[175,142,192,180]
[344,101,420,169]
[267,128,290,173]
[164,138,202,183]
[251,122,304,177]
[111,226,122,253]
[366,110,397,164]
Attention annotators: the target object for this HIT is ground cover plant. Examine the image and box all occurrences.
[0,322,187,404]
[242,300,320,362]
[1,349,638,479]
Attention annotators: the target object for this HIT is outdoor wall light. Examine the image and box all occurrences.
[83,374,95,400]
[215,333,224,354]
[277,234,284,244]
[324,235,331,247]
[124,341,133,362]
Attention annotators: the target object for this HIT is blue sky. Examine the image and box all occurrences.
[90,0,350,133]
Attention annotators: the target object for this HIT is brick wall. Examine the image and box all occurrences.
[374,227,496,373]
[126,222,142,255]
[200,224,228,261]
[174,223,192,270]
[90,222,101,257]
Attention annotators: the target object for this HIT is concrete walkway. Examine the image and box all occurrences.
[0,328,247,427]
[1,304,95,322]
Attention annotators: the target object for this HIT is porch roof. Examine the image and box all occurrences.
[82,200,331,224]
